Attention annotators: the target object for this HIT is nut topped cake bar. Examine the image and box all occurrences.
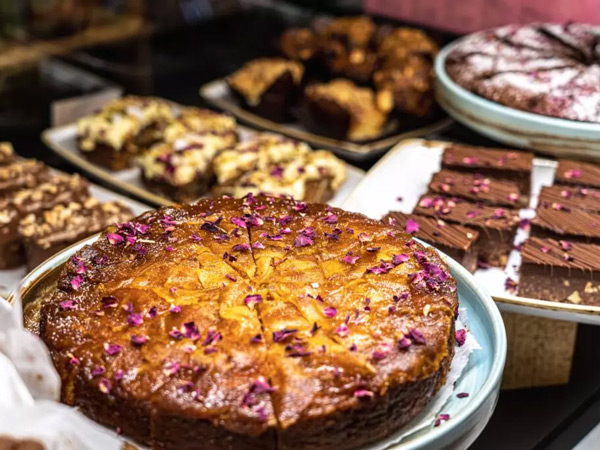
[212,133,346,202]
[39,195,457,450]
[519,237,600,306]
[383,211,479,272]
[414,194,519,266]
[441,144,534,199]
[428,169,524,207]
[227,58,304,122]
[0,160,50,196]
[77,96,175,171]
[303,79,392,141]
[162,107,238,146]
[554,159,600,189]
[19,198,133,269]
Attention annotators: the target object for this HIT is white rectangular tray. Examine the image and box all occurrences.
[342,138,600,325]
[0,181,151,298]
[42,123,364,209]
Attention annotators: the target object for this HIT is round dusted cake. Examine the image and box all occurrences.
[446,23,600,123]
[40,196,458,450]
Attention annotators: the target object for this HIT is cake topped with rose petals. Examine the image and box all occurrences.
[39,195,458,450]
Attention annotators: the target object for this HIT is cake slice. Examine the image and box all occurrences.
[212,133,346,203]
[227,58,304,122]
[428,169,524,207]
[162,107,238,146]
[383,211,479,272]
[0,173,90,269]
[538,185,600,213]
[554,159,600,189]
[19,198,133,269]
[413,194,519,267]
[441,144,534,200]
[303,79,392,141]
[530,202,600,244]
[519,237,600,306]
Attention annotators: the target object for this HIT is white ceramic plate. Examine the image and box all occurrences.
[0,181,150,298]
[13,229,506,450]
[435,38,600,159]
[200,79,453,162]
[343,139,600,325]
[42,123,365,209]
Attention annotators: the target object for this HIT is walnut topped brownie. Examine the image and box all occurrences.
[39,196,457,450]
[280,28,319,62]
[446,23,600,123]
[414,194,519,266]
[213,133,346,202]
[377,28,438,65]
[0,159,50,196]
[0,142,15,166]
[19,198,133,269]
[227,58,304,122]
[554,159,600,189]
[384,211,479,272]
[441,144,534,199]
[429,169,524,207]
[519,237,600,306]
[303,79,392,141]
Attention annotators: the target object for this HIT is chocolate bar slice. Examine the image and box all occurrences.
[227,58,304,123]
[531,203,600,244]
[428,169,523,207]
[19,198,134,269]
[441,144,534,200]
[413,194,519,267]
[383,211,479,272]
[0,173,90,269]
[0,160,50,196]
[0,142,15,166]
[538,185,600,213]
[554,159,600,189]
[519,237,600,306]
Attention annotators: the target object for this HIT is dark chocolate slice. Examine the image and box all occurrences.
[531,203,600,244]
[441,144,533,197]
[413,194,519,267]
[554,159,600,189]
[538,185,600,213]
[429,169,523,206]
[519,237,600,306]
[383,211,479,272]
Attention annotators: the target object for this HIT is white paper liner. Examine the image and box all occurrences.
[0,293,477,450]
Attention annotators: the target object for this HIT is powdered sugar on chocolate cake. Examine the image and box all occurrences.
[446,23,600,123]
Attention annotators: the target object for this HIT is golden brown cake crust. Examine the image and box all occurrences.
[40,196,458,450]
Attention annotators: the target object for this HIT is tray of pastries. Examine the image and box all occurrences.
[42,95,364,207]
[0,142,149,297]
[343,138,600,325]
[200,16,452,161]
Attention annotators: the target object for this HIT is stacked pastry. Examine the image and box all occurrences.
[0,143,133,270]
[227,16,438,141]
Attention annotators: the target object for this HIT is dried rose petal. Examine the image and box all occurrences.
[455,329,467,347]
[323,213,338,224]
[273,328,298,343]
[341,253,359,264]
[98,378,112,394]
[398,336,412,350]
[70,275,83,290]
[405,218,419,234]
[231,217,247,228]
[324,306,337,318]
[104,343,122,356]
[233,243,251,252]
[131,335,148,346]
[409,328,426,345]
[354,389,374,398]
[335,323,349,337]
[59,300,76,311]
[559,240,573,251]
[163,361,180,377]
[392,254,409,265]
[457,392,469,398]
[250,334,263,344]
[127,313,143,327]
[244,294,263,309]
[107,233,124,245]
[565,169,582,179]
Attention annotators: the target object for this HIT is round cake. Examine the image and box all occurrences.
[39,196,458,450]
[446,23,600,123]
